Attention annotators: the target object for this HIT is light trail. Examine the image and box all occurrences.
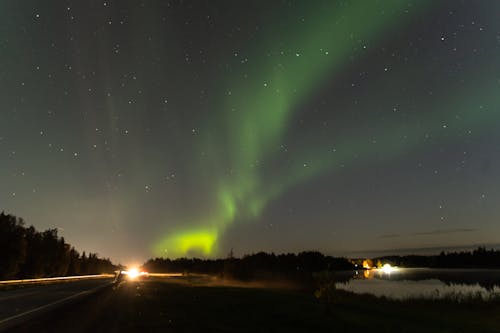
[147,273,184,278]
[0,274,114,286]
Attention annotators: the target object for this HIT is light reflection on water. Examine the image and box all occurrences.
[336,268,500,300]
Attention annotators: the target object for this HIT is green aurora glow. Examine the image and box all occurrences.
[2,1,499,262]
[153,1,438,257]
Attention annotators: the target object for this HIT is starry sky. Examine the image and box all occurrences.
[1,0,500,263]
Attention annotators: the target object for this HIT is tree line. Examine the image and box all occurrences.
[374,247,500,269]
[144,247,500,287]
[144,251,355,287]
[0,212,116,280]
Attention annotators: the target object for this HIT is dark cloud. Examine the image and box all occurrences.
[413,228,478,236]
[379,233,401,239]
[379,228,478,239]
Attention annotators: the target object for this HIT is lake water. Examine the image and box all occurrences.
[335,268,500,300]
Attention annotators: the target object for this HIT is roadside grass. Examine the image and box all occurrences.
[112,278,500,332]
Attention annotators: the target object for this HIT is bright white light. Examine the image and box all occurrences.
[121,267,148,280]
[127,268,139,279]
[380,263,397,274]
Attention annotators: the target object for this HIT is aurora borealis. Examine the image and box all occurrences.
[1,1,499,262]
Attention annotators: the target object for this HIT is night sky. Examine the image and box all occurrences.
[1,0,499,264]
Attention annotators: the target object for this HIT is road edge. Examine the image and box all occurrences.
[0,282,114,332]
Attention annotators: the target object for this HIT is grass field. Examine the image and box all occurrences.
[11,276,500,332]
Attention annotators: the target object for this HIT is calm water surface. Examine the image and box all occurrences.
[336,268,500,300]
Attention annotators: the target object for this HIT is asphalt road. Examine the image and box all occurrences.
[0,278,113,327]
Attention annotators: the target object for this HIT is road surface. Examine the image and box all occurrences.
[0,277,113,330]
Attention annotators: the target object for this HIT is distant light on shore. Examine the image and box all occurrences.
[379,263,397,274]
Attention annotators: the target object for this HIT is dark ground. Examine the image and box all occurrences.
[10,276,500,333]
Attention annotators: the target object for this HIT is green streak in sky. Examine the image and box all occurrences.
[153,1,440,257]
[154,229,218,257]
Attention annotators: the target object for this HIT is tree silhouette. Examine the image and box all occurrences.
[0,211,116,279]
[0,212,26,279]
